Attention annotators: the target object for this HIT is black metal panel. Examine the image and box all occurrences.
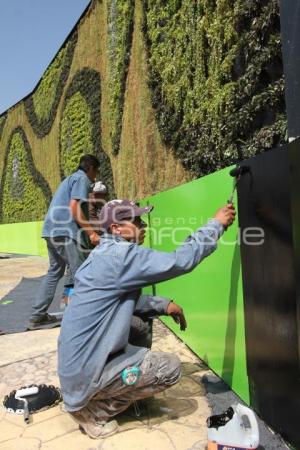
[289,138,300,366]
[279,0,300,138]
[237,144,300,448]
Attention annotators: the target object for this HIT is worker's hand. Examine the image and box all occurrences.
[214,204,236,229]
[89,231,100,246]
[166,302,187,331]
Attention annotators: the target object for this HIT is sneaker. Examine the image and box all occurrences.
[69,409,118,439]
[28,313,61,330]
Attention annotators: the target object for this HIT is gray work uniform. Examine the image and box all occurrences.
[31,170,92,319]
[58,219,223,416]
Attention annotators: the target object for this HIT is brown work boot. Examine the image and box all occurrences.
[69,409,118,439]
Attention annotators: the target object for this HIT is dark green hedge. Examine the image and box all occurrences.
[107,0,135,155]
[59,68,116,197]
[24,32,78,138]
[142,0,287,176]
[0,127,52,223]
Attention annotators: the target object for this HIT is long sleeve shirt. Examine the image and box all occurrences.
[58,219,224,411]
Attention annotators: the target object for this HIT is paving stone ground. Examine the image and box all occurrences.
[0,255,289,450]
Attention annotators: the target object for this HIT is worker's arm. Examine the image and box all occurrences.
[116,205,235,290]
[135,295,187,330]
[134,294,171,316]
[70,199,99,246]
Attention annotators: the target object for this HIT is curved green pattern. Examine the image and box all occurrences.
[59,68,116,197]
[142,0,287,176]
[107,0,134,154]
[0,127,52,223]
[61,92,94,176]
[24,32,78,138]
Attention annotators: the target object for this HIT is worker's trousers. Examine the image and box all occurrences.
[83,351,181,421]
[31,237,87,319]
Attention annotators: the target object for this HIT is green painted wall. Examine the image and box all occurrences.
[141,166,249,403]
[0,221,47,257]
[0,165,249,402]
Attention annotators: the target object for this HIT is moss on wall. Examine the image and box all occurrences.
[0,127,52,223]
[107,0,134,155]
[142,0,287,176]
[24,32,78,138]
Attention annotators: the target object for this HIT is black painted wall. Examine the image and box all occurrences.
[237,143,300,448]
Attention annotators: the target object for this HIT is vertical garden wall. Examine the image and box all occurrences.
[0,0,286,225]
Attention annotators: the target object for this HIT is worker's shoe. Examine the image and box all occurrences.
[28,313,61,330]
[69,409,118,439]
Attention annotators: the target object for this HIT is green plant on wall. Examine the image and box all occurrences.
[0,113,7,140]
[59,68,116,197]
[107,0,134,154]
[142,0,287,176]
[24,32,78,138]
[0,127,52,224]
[61,92,94,176]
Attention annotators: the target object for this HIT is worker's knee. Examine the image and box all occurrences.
[161,353,181,385]
[144,352,181,386]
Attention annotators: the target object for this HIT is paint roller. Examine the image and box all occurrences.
[15,386,39,423]
[228,165,250,204]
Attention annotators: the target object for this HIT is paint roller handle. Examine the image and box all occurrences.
[214,204,236,230]
[24,401,30,424]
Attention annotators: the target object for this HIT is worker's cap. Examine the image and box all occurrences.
[99,199,153,231]
[93,181,107,193]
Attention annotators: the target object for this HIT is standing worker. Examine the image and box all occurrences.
[29,154,101,329]
[60,180,108,308]
[58,199,236,438]
[88,181,108,226]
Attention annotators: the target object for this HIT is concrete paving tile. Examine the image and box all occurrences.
[100,427,175,450]
[143,395,199,426]
[0,329,60,366]
[174,397,211,427]
[155,421,207,450]
[114,412,147,433]
[40,429,99,450]
[0,437,41,450]
[27,405,62,425]
[2,407,63,431]
[164,375,206,398]
[1,411,26,427]
[0,420,23,442]
[23,413,77,441]
[0,405,7,421]
[181,441,207,450]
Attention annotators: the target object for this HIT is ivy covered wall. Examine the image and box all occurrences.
[142,0,286,176]
[0,0,286,224]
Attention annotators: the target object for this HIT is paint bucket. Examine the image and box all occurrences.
[207,404,259,450]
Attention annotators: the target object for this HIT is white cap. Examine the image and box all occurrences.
[93,181,107,193]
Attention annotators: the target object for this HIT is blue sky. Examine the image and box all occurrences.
[0,0,90,115]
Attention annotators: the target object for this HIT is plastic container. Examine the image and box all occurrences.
[207,404,259,450]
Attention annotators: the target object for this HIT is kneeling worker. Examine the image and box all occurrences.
[58,199,235,438]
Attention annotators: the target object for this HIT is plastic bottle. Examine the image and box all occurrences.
[207,403,259,450]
